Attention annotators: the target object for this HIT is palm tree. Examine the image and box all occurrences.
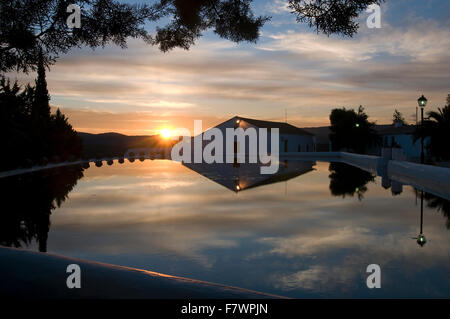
[415,95,450,160]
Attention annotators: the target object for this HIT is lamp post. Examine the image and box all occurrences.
[417,95,427,164]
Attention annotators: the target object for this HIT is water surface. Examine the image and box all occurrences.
[1,159,449,298]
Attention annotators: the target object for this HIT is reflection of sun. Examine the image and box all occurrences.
[159,128,173,139]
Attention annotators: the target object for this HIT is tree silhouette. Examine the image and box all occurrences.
[49,109,83,161]
[329,106,380,153]
[1,0,383,72]
[0,78,34,169]
[414,95,450,160]
[392,109,407,126]
[0,67,82,170]
[30,51,53,158]
[288,0,384,36]
[33,51,51,122]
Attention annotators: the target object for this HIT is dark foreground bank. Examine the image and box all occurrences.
[0,246,283,299]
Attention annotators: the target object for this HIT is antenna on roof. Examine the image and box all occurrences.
[285,108,287,123]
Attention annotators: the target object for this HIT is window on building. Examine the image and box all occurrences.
[298,145,302,152]
[284,140,288,153]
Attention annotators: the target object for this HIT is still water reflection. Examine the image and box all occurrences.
[0,159,449,298]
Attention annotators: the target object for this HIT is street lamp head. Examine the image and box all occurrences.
[417,234,427,247]
[418,95,428,108]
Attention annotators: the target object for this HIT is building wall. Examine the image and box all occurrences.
[170,117,316,163]
[280,134,316,153]
[382,134,429,159]
[211,117,315,155]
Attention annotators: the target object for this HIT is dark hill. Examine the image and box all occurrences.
[78,132,163,158]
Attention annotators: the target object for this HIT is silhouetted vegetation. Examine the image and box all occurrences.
[329,106,380,154]
[413,188,450,230]
[1,0,382,72]
[0,165,84,252]
[289,0,384,37]
[392,109,407,126]
[328,162,375,200]
[0,55,82,171]
[414,95,450,160]
[423,192,450,229]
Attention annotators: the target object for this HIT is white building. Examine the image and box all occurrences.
[207,116,316,156]
[373,123,430,161]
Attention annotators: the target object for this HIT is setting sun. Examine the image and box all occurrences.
[159,128,174,139]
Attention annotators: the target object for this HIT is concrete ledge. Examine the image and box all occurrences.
[388,160,450,200]
[0,247,283,299]
[0,157,126,179]
[338,152,381,175]
[283,152,340,159]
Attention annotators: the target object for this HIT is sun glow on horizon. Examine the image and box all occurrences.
[159,128,174,139]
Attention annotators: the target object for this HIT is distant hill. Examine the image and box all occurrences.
[77,132,164,158]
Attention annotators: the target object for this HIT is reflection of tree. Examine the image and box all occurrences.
[423,192,450,230]
[328,162,375,201]
[0,165,84,252]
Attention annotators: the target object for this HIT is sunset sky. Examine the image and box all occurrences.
[8,0,450,135]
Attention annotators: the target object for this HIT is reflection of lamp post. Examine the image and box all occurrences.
[416,190,427,247]
[417,95,427,164]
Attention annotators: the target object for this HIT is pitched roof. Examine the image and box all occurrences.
[374,124,416,136]
[239,117,314,136]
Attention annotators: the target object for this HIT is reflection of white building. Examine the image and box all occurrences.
[184,160,315,193]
